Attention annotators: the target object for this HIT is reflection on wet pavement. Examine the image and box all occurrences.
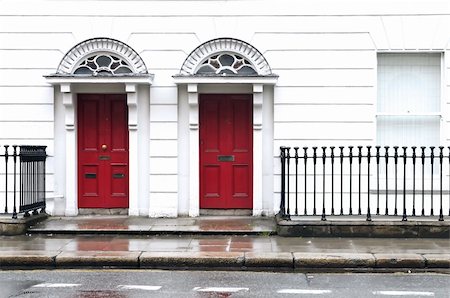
[0,234,448,254]
[74,290,126,298]
[28,216,276,234]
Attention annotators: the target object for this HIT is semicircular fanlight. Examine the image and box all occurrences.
[73,54,133,76]
[196,53,257,75]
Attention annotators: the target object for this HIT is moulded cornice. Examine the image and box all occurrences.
[44,74,154,85]
[173,74,278,85]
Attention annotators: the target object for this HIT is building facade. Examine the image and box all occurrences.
[1,0,450,217]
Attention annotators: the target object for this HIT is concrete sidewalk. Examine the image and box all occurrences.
[0,215,448,272]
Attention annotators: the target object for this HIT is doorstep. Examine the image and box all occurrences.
[27,215,277,236]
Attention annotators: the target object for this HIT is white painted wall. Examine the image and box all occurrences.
[0,0,449,216]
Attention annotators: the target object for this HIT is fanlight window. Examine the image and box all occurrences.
[196,53,257,75]
[73,54,133,75]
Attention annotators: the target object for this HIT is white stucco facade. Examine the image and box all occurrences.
[1,0,450,217]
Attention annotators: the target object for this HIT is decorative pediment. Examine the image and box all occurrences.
[56,38,148,75]
[179,38,273,76]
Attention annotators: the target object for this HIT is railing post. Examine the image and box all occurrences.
[321,146,327,221]
[330,146,335,215]
[41,150,46,214]
[358,146,362,215]
[384,146,389,215]
[12,146,17,219]
[279,147,286,217]
[402,147,407,221]
[367,146,371,221]
[412,146,417,216]
[439,146,444,221]
[376,146,381,215]
[448,147,450,217]
[421,147,426,216]
[430,146,435,216]
[313,147,317,215]
[286,147,291,216]
[349,146,353,215]
[339,146,344,215]
[4,145,8,214]
[394,146,399,216]
[294,147,299,216]
[303,147,308,215]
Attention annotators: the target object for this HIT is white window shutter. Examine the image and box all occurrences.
[377,53,441,147]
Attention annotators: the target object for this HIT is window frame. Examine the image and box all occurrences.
[375,51,445,148]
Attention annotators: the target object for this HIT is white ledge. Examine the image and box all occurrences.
[173,75,278,85]
[44,74,154,85]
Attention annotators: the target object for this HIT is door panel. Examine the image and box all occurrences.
[204,165,221,198]
[78,94,129,208]
[81,165,99,196]
[111,163,128,197]
[232,99,251,151]
[81,98,101,151]
[110,99,128,151]
[203,99,220,152]
[199,94,253,209]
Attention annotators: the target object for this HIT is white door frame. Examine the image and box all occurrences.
[174,76,277,216]
[45,77,152,216]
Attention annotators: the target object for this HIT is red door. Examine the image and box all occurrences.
[77,94,129,208]
[199,94,253,209]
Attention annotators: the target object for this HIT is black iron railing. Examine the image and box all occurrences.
[1,145,47,219]
[279,146,449,221]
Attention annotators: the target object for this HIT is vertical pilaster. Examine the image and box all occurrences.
[188,84,199,216]
[126,83,139,216]
[61,83,78,216]
[253,84,264,215]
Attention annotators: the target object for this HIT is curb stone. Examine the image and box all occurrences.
[243,252,294,268]
[1,251,449,271]
[140,251,245,269]
[55,251,140,268]
[0,250,57,268]
[293,252,376,268]
[422,254,450,268]
[374,253,425,268]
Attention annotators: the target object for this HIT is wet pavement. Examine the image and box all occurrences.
[0,215,448,271]
[1,233,449,254]
[27,215,276,235]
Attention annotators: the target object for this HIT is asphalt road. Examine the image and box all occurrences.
[0,270,448,298]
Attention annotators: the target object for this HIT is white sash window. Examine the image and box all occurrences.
[377,53,442,147]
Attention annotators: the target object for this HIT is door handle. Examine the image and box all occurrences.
[101,144,107,151]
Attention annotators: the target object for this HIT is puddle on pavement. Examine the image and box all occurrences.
[74,290,126,298]
[0,280,41,297]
